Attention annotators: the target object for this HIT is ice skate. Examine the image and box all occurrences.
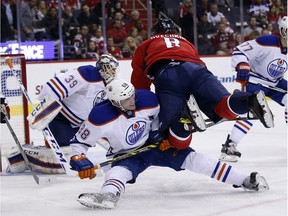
[233,172,269,191]
[219,134,241,162]
[248,91,274,128]
[180,94,206,132]
[77,192,120,209]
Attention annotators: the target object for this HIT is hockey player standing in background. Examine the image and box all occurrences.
[219,16,287,162]
[130,18,274,151]
[69,79,269,210]
[0,96,10,123]
[5,54,119,174]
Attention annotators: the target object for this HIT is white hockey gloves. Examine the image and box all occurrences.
[27,95,62,130]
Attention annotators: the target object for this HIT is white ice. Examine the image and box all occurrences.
[0,101,287,216]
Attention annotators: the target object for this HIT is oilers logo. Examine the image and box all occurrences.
[126,121,146,145]
[93,90,106,105]
[267,58,287,78]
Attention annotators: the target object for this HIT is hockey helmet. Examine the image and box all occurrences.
[106,79,135,111]
[278,16,287,41]
[96,54,119,84]
[151,18,177,35]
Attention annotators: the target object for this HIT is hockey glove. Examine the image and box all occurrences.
[1,97,10,123]
[236,62,250,87]
[70,154,98,179]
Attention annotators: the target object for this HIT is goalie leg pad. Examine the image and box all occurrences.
[5,144,72,174]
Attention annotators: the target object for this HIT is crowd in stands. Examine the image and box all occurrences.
[1,0,287,59]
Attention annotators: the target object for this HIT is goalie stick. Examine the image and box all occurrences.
[1,104,54,184]
[5,57,75,176]
[248,82,287,94]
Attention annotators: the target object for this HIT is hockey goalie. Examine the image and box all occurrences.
[5,54,119,174]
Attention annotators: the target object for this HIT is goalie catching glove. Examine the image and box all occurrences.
[70,154,98,179]
[27,95,62,130]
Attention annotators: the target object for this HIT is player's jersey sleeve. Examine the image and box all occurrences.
[232,35,287,86]
[131,42,153,90]
[37,65,103,101]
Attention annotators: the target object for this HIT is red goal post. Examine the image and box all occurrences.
[0,54,30,153]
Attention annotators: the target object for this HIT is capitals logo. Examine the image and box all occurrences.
[93,90,106,105]
[126,121,146,145]
[267,58,287,78]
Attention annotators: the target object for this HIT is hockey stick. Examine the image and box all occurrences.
[97,116,258,168]
[248,82,287,94]
[1,104,54,184]
[5,57,74,175]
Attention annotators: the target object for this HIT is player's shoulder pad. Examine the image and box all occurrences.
[135,89,158,110]
[88,100,120,125]
[256,35,279,47]
[77,65,103,82]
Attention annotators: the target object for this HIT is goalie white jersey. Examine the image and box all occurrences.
[38,65,107,126]
[232,34,287,87]
[70,89,160,157]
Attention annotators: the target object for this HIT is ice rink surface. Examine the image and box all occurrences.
[0,101,287,216]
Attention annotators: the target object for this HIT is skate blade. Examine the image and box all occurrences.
[219,153,239,162]
[256,91,274,128]
[187,95,206,132]
[256,175,270,191]
[78,195,115,209]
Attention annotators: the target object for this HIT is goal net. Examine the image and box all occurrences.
[0,54,30,155]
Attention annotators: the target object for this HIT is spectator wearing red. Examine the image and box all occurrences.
[107,11,127,31]
[107,20,128,48]
[126,10,147,32]
[129,26,143,46]
[107,35,123,59]
[210,22,235,55]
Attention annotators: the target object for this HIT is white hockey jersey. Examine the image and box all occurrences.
[38,65,107,126]
[70,90,160,157]
[232,35,287,87]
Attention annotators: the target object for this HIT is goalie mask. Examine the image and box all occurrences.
[96,54,119,84]
[278,16,287,41]
[106,79,135,111]
[151,17,178,36]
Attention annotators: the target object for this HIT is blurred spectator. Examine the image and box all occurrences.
[77,3,100,28]
[1,0,17,42]
[72,25,90,57]
[129,27,143,46]
[261,28,271,35]
[245,29,261,41]
[126,10,147,32]
[47,0,80,10]
[180,4,194,43]
[179,0,192,18]
[33,0,47,41]
[62,5,79,29]
[107,20,128,48]
[111,1,127,20]
[36,6,67,40]
[85,38,100,60]
[210,22,235,55]
[234,32,242,46]
[197,13,217,55]
[196,0,210,18]
[134,19,148,40]
[220,17,234,34]
[248,0,269,19]
[20,0,37,41]
[274,0,285,15]
[107,35,123,59]
[90,27,104,54]
[207,3,225,26]
[151,0,166,17]
[267,4,281,26]
[122,36,137,58]
[107,11,127,31]
[242,16,263,38]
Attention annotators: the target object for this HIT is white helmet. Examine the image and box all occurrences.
[278,16,287,41]
[96,54,119,84]
[106,79,135,111]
